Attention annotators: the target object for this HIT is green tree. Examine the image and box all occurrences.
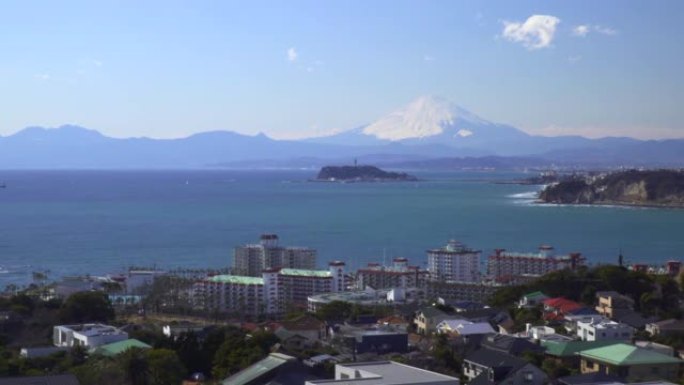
[59,291,115,324]
[118,348,149,385]
[146,348,186,385]
[315,301,354,321]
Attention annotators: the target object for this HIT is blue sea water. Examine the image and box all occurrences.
[1,170,683,287]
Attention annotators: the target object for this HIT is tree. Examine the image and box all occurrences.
[118,348,149,385]
[59,291,115,324]
[315,301,353,321]
[146,349,186,385]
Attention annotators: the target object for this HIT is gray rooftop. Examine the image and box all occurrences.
[306,361,459,385]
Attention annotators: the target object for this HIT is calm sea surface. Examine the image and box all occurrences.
[1,170,683,287]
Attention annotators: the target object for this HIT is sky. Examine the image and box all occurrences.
[0,1,682,140]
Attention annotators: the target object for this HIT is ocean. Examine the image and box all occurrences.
[1,169,683,287]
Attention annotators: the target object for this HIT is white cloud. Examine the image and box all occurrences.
[501,15,561,50]
[33,73,50,81]
[287,47,298,62]
[423,55,436,62]
[568,55,582,64]
[594,25,618,36]
[572,25,590,37]
[571,24,618,37]
[92,59,103,67]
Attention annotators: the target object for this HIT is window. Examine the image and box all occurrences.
[523,371,534,382]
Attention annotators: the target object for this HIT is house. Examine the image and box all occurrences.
[436,320,495,337]
[613,310,655,330]
[376,315,409,332]
[463,349,547,385]
[519,291,549,308]
[576,319,634,341]
[53,323,128,349]
[556,372,624,385]
[0,374,80,385]
[305,360,459,385]
[595,291,635,318]
[565,314,608,334]
[646,319,684,336]
[278,315,326,343]
[541,340,622,367]
[516,324,571,342]
[543,297,585,321]
[635,341,675,357]
[19,346,69,359]
[221,352,322,385]
[414,306,449,334]
[162,321,208,339]
[92,338,151,356]
[275,329,312,350]
[579,343,683,381]
[339,326,408,354]
[480,334,546,355]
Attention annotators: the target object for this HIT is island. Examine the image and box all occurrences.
[538,169,684,208]
[315,165,418,182]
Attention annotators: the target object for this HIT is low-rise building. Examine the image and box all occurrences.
[339,326,408,355]
[53,324,128,349]
[579,343,683,381]
[436,320,495,337]
[0,374,81,385]
[306,361,459,385]
[577,318,634,341]
[425,279,502,303]
[307,287,424,313]
[646,319,684,337]
[595,291,635,319]
[463,349,548,385]
[544,297,586,321]
[414,306,450,334]
[92,339,151,356]
[542,340,622,367]
[518,291,549,308]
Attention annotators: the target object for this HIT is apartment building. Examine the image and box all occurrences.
[427,240,481,282]
[233,234,317,276]
[487,246,585,279]
[194,261,345,316]
[355,257,429,290]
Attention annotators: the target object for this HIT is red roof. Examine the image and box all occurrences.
[543,297,583,313]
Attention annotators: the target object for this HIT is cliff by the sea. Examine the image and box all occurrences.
[539,169,684,207]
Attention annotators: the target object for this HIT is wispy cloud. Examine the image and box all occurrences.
[33,73,50,81]
[287,47,298,62]
[568,55,582,64]
[571,24,618,37]
[423,55,436,62]
[594,25,618,36]
[501,15,561,50]
[525,125,684,140]
[572,25,590,37]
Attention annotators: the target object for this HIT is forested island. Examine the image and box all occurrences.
[315,165,418,182]
[539,169,684,208]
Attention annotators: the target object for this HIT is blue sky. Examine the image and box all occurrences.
[0,1,682,139]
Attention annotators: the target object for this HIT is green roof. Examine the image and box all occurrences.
[222,353,295,385]
[579,343,683,366]
[279,268,331,278]
[93,339,151,356]
[523,291,548,299]
[542,340,619,357]
[206,275,264,285]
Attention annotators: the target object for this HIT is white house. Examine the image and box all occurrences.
[576,318,633,341]
[53,324,128,349]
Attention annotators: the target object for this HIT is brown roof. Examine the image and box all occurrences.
[377,315,408,325]
[279,315,324,331]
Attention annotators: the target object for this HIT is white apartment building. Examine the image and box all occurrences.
[53,324,128,349]
[427,240,481,282]
[577,318,634,341]
[194,261,345,316]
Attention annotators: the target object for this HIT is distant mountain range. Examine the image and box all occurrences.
[1,96,683,169]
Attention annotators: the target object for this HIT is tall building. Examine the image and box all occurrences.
[194,261,345,316]
[233,234,317,276]
[427,240,481,282]
[487,246,584,279]
[355,258,429,290]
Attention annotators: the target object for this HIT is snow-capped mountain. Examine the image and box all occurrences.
[362,95,490,141]
[312,95,534,154]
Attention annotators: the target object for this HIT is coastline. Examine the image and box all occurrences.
[534,199,684,210]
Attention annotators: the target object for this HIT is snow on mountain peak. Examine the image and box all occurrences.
[362,95,487,141]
